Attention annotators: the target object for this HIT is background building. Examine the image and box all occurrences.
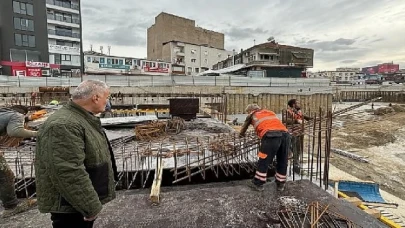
[212,41,314,78]
[46,0,82,76]
[147,12,230,75]
[0,0,82,77]
[84,51,171,76]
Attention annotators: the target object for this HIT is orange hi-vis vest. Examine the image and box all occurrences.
[287,108,303,120]
[251,109,287,138]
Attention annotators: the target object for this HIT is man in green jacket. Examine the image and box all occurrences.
[35,80,118,228]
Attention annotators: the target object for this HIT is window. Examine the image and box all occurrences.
[119,59,123,65]
[191,58,196,63]
[111,59,119,65]
[28,35,35,47]
[15,34,35,47]
[195,68,200,73]
[55,54,61,64]
[107,58,112,64]
[87,57,91,62]
[56,40,74,47]
[14,18,34,31]
[100,58,105,64]
[13,1,34,16]
[61,54,71,61]
[63,14,72,23]
[204,59,208,64]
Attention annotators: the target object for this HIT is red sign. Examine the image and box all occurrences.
[27,68,42,77]
[378,64,399,73]
[143,66,169,73]
[12,66,27,76]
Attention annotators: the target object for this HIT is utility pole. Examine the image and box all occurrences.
[79,0,84,82]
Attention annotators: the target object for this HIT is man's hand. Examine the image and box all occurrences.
[84,213,98,221]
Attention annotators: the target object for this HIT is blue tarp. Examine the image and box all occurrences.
[331,180,386,203]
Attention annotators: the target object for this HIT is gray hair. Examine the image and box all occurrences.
[71,80,109,100]
[245,104,261,113]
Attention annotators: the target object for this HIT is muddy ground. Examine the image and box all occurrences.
[331,103,405,201]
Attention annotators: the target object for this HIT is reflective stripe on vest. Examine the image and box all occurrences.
[252,115,277,129]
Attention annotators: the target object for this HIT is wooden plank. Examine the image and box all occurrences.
[150,160,165,204]
[364,208,381,218]
[363,202,399,209]
[345,197,362,207]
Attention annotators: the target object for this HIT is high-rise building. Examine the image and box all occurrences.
[147,12,232,75]
[0,0,82,77]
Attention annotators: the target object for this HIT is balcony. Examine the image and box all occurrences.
[46,0,80,14]
[48,29,80,42]
[246,60,280,66]
[175,51,185,56]
[47,14,80,28]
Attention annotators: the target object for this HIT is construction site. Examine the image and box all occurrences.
[1,85,405,228]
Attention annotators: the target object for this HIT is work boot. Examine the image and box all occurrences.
[276,182,286,192]
[1,199,37,218]
[247,180,264,192]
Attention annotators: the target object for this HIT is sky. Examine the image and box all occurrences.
[81,0,405,71]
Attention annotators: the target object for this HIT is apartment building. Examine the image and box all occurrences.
[212,41,314,78]
[46,0,82,75]
[0,0,82,77]
[147,12,230,75]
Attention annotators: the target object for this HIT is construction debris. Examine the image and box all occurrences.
[276,201,358,228]
[374,107,395,115]
[134,117,186,141]
[331,148,369,163]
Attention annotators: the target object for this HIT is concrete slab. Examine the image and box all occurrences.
[0,180,387,228]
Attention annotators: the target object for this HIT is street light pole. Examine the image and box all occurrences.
[79,0,84,82]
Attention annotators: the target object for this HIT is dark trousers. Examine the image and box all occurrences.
[253,131,290,186]
[0,154,18,209]
[292,135,304,166]
[51,213,95,228]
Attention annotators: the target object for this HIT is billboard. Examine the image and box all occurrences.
[362,66,378,74]
[377,64,399,73]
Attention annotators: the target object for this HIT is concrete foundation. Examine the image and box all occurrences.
[0,180,386,227]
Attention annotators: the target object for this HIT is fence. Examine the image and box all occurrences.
[0,75,331,88]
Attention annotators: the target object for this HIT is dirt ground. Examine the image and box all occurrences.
[331,103,405,201]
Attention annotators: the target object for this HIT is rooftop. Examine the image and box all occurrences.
[246,41,314,52]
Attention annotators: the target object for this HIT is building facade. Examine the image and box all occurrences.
[166,41,233,75]
[147,12,230,75]
[0,0,82,77]
[84,51,171,76]
[46,0,82,76]
[212,41,314,78]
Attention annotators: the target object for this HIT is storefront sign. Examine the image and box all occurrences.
[99,64,130,70]
[49,44,80,55]
[25,61,50,68]
[27,68,42,77]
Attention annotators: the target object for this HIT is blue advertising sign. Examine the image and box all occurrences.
[99,64,130,70]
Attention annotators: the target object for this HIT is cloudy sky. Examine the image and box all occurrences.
[81,0,405,71]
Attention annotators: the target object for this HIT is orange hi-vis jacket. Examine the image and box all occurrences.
[287,108,303,120]
[251,109,287,138]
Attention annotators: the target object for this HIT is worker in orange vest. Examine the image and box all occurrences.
[240,104,290,192]
[286,99,312,174]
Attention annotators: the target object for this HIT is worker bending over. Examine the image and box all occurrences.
[0,105,43,218]
[240,104,290,192]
